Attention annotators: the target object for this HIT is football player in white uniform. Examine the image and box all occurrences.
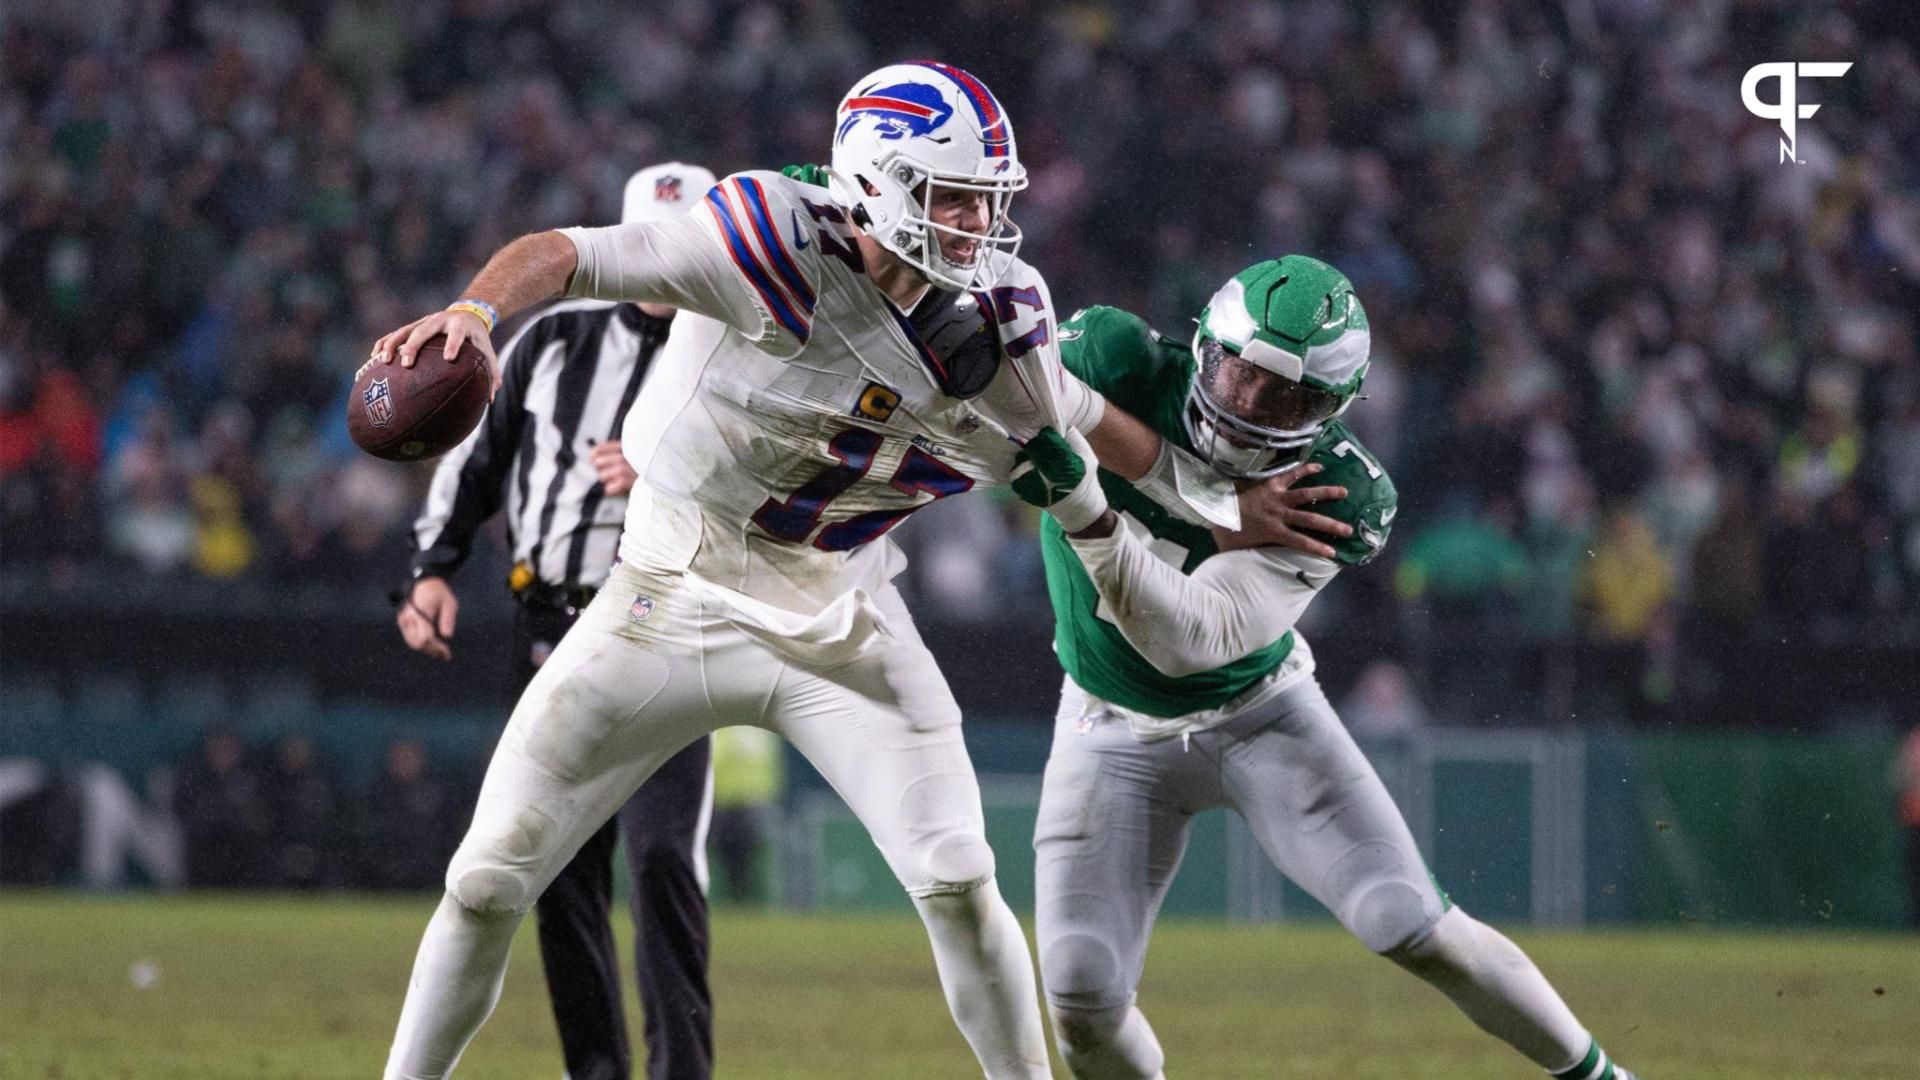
[369,63,1342,1080]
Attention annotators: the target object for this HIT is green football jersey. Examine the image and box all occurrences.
[1042,305,1399,718]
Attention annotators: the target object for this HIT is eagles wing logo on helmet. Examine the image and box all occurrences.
[835,82,955,144]
[1183,256,1372,479]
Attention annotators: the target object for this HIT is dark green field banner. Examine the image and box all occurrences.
[1630,733,1909,928]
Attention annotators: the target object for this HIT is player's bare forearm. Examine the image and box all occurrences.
[1084,404,1162,482]
[461,230,579,323]
[373,231,579,383]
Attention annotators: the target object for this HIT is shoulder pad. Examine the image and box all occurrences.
[977,261,1054,363]
[1057,305,1154,377]
[700,172,828,344]
[1303,422,1398,566]
[1058,305,1193,397]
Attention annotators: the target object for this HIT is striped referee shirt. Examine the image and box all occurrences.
[411,299,672,592]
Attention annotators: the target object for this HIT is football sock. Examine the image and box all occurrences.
[1047,1001,1168,1080]
[1551,1039,1624,1080]
[383,893,523,1080]
[913,877,1053,1079]
[1389,907,1594,1070]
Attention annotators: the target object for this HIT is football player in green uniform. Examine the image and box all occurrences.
[1011,257,1637,1080]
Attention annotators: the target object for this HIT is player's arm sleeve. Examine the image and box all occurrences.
[559,175,817,353]
[976,272,1108,439]
[1057,367,1106,434]
[1065,529,1337,678]
[409,321,543,581]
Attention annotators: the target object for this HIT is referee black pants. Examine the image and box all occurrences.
[514,601,713,1080]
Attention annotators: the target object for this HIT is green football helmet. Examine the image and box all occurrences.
[1184,256,1371,478]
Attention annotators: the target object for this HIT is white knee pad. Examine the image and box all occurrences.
[446,854,534,916]
[1326,839,1445,955]
[911,830,996,898]
[1040,932,1127,1012]
[444,803,565,916]
[1349,877,1444,956]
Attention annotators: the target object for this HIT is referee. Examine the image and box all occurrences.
[395,162,719,1080]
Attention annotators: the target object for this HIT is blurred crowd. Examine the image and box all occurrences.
[1,718,784,897]
[0,728,472,890]
[4,0,1918,726]
[169,729,468,889]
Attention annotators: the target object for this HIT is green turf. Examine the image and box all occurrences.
[0,893,1912,1079]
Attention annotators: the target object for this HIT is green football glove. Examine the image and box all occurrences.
[1011,427,1108,533]
[780,163,829,187]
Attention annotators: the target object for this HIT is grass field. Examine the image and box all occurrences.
[0,893,1913,1079]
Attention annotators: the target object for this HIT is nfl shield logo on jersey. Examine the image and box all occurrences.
[364,378,394,427]
[629,595,655,622]
[655,176,682,203]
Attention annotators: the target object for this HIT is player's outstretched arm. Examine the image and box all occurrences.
[1014,425,1351,676]
[1081,398,1161,484]
[371,230,580,386]
[1081,405,1352,558]
[1015,429,1335,676]
[1071,529,1331,678]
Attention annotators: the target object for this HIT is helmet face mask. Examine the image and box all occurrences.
[919,179,1022,280]
[1187,339,1344,477]
[1182,258,1371,479]
[828,63,1027,291]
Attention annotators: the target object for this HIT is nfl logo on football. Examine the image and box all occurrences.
[363,377,394,427]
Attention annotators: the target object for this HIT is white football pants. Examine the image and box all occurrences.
[384,561,1049,1079]
[1035,676,1592,1078]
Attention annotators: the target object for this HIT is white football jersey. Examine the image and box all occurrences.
[563,171,1094,617]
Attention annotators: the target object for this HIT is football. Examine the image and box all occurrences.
[347,334,491,461]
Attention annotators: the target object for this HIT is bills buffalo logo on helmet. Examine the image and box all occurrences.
[835,81,954,145]
[364,378,394,427]
[655,176,682,202]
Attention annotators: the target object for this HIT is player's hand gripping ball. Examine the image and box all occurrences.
[348,333,491,461]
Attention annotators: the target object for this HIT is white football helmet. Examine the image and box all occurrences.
[826,62,1027,291]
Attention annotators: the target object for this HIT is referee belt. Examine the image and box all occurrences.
[510,561,596,613]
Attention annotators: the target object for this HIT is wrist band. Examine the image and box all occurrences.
[1048,428,1109,534]
[448,299,498,333]
[1048,471,1109,534]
